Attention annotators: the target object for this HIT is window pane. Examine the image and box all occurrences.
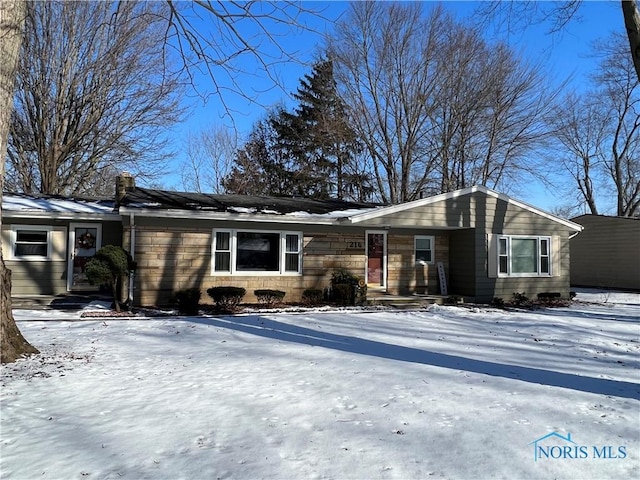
[215,252,231,272]
[416,238,431,250]
[416,250,432,263]
[236,232,279,271]
[15,243,47,257]
[512,238,537,273]
[285,253,299,272]
[499,238,507,255]
[540,239,548,256]
[499,256,508,273]
[16,230,47,243]
[541,257,550,274]
[285,234,299,253]
[216,231,230,250]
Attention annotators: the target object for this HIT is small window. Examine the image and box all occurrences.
[12,226,51,260]
[497,236,552,277]
[284,234,301,272]
[214,231,231,272]
[415,236,434,264]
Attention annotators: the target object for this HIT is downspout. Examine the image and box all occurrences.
[129,212,136,304]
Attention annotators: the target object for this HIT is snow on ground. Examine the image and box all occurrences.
[1,290,639,479]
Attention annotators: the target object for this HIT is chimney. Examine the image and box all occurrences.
[115,172,135,207]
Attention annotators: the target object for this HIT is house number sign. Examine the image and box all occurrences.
[347,241,363,250]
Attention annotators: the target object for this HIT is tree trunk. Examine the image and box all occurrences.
[1,0,39,363]
[622,0,640,82]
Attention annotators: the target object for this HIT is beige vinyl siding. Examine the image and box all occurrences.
[2,224,67,295]
[571,215,640,290]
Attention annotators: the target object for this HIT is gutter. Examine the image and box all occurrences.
[128,212,136,304]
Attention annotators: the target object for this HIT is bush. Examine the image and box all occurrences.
[302,288,323,306]
[510,292,531,308]
[207,286,246,312]
[85,245,134,312]
[174,288,201,315]
[254,289,285,307]
[331,268,360,286]
[330,269,367,306]
[332,283,354,306]
[491,297,506,309]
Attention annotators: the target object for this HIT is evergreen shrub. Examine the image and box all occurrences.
[174,288,201,315]
[207,286,246,312]
[254,289,286,307]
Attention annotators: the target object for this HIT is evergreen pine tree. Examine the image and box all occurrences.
[272,58,367,200]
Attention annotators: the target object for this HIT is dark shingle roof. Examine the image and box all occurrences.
[120,187,381,215]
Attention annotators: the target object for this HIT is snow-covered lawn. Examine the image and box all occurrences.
[2,290,639,479]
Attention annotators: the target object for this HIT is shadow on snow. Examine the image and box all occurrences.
[189,315,640,401]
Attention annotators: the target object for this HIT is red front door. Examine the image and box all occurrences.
[367,233,385,286]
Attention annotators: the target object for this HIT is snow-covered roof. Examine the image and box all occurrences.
[2,192,118,220]
[119,187,381,223]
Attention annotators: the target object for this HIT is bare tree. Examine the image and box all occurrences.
[548,94,609,214]
[329,2,556,203]
[1,0,39,363]
[6,1,184,196]
[478,0,640,82]
[181,125,238,193]
[428,26,557,195]
[549,33,640,217]
[1,0,324,363]
[597,34,640,216]
[329,2,443,204]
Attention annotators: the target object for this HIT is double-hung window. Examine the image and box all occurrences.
[212,229,302,275]
[11,225,52,260]
[415,235,435,265]
[498,236,551,277]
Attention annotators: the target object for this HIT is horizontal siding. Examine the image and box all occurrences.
[5,261,68,295]
[474,230,573,302]
[571,216,640,290]
[448,229,476,297]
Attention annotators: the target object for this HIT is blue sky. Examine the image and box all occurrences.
[158,1,627,213]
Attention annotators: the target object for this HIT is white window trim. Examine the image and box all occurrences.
[414,235,435,265]
[211,228,302,276]
[10,225,53,261]
[497,235,552,278]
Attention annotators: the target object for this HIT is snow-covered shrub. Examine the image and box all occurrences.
[207,286,246,312]
[254,289,285,307]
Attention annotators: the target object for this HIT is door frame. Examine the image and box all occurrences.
[365,230,387,290]
[67,222,103,291]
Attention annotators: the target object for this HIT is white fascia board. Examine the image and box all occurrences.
[118,207,342,225]
[347,185,583,232]
[2,211,120,222]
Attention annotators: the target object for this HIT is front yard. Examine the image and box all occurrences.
[1,290,638,479]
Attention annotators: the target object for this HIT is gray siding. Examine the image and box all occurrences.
[571,215,640,290]
[448,229,476,297]
[4,218,122,297]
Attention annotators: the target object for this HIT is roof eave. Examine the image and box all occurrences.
[119,207,343,225]
[2,211,120,221]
